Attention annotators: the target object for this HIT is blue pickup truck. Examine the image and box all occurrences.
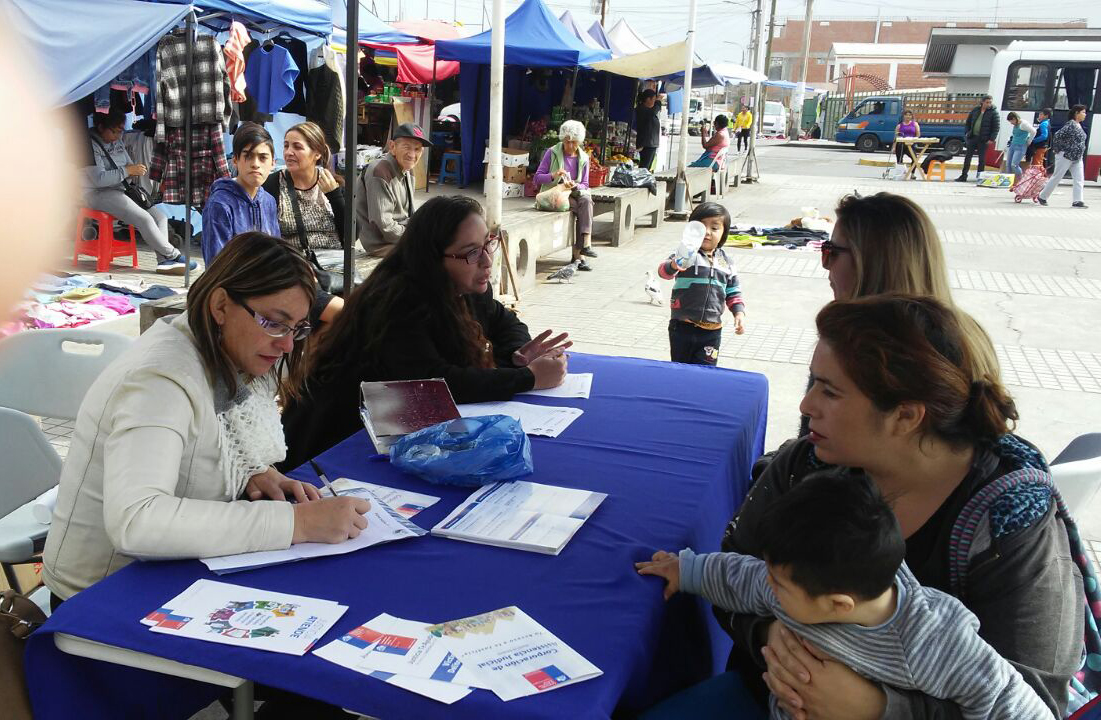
[835,94,972,155]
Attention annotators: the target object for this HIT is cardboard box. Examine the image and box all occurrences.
[483,147,529,168]
[483,165,529,185]
[502,182,525,199]
[507,139,532,151]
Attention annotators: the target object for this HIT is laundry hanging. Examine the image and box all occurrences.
[150,124,230,208]
[155,32,231,142]
[224,21,251,104]
[240,40,299,119]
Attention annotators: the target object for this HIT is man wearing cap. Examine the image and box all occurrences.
[355,122,431,256]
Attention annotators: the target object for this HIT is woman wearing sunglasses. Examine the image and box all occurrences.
[281,195,571,469]
[43,233,372,605]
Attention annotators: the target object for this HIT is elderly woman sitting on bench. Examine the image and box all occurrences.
[532,120,597,272]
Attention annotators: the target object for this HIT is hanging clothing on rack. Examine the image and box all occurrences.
[274,36,309,115]
[94,47,157,115]
[122,130,160,201]
[224,21,251,104]
[150,124,230,208]
[241,40,298,118]
[306,63,344,153]
[155,33,231,142]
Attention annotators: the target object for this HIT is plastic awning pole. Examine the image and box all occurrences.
[673,0,698,214]
[342,0,360,294]
[183,10,195,287]
[486,0,504,237]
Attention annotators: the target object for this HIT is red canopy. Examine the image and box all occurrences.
[365,20,461,84]
[391,19,463,42]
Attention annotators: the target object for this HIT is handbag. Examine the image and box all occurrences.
[90,134,154,210]
[284,170,346,296]
[0,589,47,720]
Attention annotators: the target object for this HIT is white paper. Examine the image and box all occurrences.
[32,486,59,524]
[345,613,488,689]
[428,606,602,701]
[330,477,439,518]
[201,489,426,574]
[143,579,346,655]
[432,481,606,555]
[314,627,472,704]
[457,401,583,438]
[518,373,593,399]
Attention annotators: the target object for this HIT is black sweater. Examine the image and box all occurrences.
[280,288,535,470]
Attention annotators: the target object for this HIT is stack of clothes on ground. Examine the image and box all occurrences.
[725,208,834,250]
[3,274,179,336]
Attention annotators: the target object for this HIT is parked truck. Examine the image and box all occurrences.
[834,92,984,154]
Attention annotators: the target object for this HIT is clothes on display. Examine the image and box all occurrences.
[274,36,309,115]
[122,130,160,200]
[155,33,231,143]
[7,275,159,335]
[150,124,230,207]
[306,63,344,153]
[223,21,251,104]
[94,47,156,115]
[242,41,299,117]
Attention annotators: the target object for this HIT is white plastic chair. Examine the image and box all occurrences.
[0,329,131,592]
[0,328,132,420]
[1050,433,1101,524]
[0,408,62,592]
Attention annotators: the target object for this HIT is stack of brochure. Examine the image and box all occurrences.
[431,481,607,555]
[314,606,602,703]
[142,579,347,655]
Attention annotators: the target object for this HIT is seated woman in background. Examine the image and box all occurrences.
[532,120,598,271]
[262,121,346,327]
[690,114,731,170]
[84,108,195,275]
[43,233,371,606]
[281,195,571,469]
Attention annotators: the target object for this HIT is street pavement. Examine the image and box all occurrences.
[519,141,1101,507]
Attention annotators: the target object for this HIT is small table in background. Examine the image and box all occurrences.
[896,137,939,180]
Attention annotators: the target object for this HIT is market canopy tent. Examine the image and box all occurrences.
[8,0,190,106]
[606,18,653,56]
[391,19,466,42]
[153,0,332,35]
[330,0,418,45]
[436,0,612,183]
[559,10,604,51]
[588,21,626,59]
[374,19,462,83]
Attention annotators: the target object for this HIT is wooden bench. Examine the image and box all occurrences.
[590,180,667,247]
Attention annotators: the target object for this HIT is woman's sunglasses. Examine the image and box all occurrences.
[819,240,852,268]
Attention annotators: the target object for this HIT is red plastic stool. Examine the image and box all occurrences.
[74,208,138,273]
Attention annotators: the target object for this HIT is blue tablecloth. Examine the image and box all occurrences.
[26,354,768,719]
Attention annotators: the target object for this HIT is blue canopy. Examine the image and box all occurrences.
[436,0,610,67]
[330,0,418,45]
[150,0,332,36]
[587,21,625,59]
[9,0,191,107]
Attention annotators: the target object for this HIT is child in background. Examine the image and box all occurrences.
[636,473,1050,720]
[657,202,746,366]
[202,122,280,265]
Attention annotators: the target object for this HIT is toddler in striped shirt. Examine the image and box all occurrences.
[636,472,1052,720]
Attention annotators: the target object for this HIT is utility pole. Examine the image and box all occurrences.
[789,0,814,140]
[672,0,698,215]
[740,0,773,183]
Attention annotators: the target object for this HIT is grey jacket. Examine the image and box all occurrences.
[355,153,415,256]
[719,436,1081,720]
[85,133,131,191]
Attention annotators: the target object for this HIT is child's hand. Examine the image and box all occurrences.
[635,550,681,600]
[733,311,746,335]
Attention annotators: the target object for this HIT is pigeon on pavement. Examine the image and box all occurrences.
[644,271,663,305]
[548,262,578,284]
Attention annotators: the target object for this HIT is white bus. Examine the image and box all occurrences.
[990,41,1101,181]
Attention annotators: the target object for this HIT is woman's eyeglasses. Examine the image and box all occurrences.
[443,235,500,265]
[232,297,312,341]
[819,240,852,268]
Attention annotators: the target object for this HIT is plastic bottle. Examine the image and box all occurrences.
[674,221,706,267]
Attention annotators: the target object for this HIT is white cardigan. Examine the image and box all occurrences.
[43,314,295,600]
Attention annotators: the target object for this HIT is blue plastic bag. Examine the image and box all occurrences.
[389,414,533,487]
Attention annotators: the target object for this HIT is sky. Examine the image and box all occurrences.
[370,0,1099,71]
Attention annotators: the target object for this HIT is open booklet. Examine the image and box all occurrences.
[201,482,434,574]
[431,481,606,555]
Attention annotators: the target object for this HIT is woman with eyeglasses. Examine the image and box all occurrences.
[43,233,372,606]
[280,195,571,470]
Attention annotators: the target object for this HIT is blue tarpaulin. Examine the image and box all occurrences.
[9,0,191,107]
[330,0,418,45]
[436,0,610,67]
[438,0,611,184]
[152,0,332,36]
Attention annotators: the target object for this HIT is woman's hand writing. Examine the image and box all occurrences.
[512,329,572,367]
[246,467,321,503]
[528,353,568,390]
[291,496,371,544]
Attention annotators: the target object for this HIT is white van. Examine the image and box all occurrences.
[760,101,786,135]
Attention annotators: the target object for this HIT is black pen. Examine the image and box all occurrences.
[309,460,339,497]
